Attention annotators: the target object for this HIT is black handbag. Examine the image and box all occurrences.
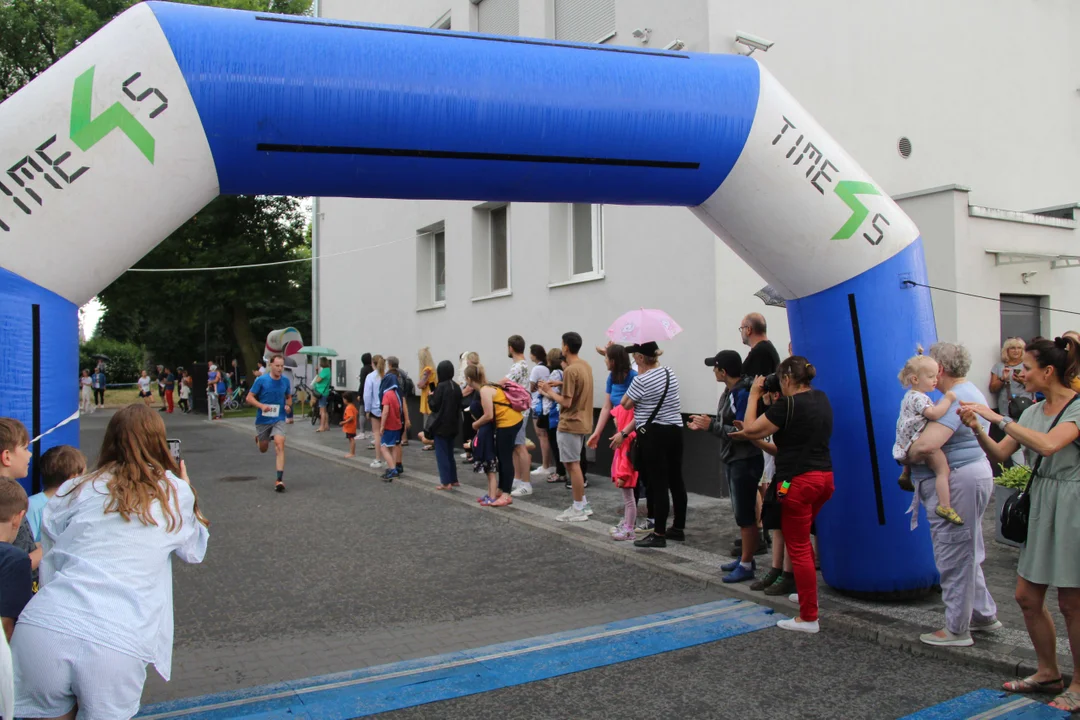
[628,369,670,470]
[759,395,797,531]
[999,396,1078,544]
[1005,370,1034,420]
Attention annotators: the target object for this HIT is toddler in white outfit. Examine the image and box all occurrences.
[893,353,962,525]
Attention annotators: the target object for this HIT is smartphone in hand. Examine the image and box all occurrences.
[167,438,182,465]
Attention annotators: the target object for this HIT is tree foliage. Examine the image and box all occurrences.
[79,336,145,383]
[98,195,311,375]
[1,0,314,377]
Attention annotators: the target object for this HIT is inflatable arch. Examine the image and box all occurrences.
[0,2,939,594]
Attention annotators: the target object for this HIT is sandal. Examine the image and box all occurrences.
[435,484,452,491]
[490,494,513,507]
[1003,676,1064,694]
[935,505,964,525]
[1049,690,1080,712]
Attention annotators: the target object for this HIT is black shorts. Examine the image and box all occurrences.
[535,414,549,430]
[346,433,356,440]
[726,455,766,528]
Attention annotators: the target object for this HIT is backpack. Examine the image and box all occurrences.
[399,369,416,397]
[490,381,531,412]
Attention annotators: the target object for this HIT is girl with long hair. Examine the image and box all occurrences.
[364,355,386,467]
[417,347,437,452]
[465,364,522,507]
[458,352,480,463]
[12,404,209,719]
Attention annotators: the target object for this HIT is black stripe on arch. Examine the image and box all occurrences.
[255,143,700,170]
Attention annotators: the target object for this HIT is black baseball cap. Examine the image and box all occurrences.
[705,350,742,376]
[626,341,660,357]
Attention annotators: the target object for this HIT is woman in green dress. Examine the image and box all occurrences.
[960,336,1080,713]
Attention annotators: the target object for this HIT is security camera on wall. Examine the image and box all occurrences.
[734,31,774,55]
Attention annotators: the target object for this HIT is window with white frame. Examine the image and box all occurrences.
[475,0,518,35]
[489,206,509,291]
[433,229,446,302]
[471,203,512,299]
[554,0,615,43]
[570,204,603,277]
[416,222,446,310]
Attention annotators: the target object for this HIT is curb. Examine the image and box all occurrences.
[215,419,1072,686]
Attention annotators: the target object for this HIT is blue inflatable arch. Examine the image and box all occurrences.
[0,2,939,594]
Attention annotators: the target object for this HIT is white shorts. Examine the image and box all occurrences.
[12,623,147,719]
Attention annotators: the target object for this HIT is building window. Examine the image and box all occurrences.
[433,230,446,302]
[570,204,603,276]
[999,294,1042,345]
[490,206,509,291]
[416,222,446,310]
[554,0,615,43]
[548,204,605,287]
[476,0,518,35]
[472,203,512,299]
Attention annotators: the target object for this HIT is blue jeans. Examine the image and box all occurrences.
[434,435,458,486]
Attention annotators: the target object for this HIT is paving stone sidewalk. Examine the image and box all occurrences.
[230,417,1072,682]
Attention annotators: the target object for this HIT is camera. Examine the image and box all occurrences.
[762,374,781,394]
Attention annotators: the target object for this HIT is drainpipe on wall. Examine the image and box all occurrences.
[309,0,321,345]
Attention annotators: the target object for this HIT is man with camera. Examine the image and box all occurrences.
[690,350,765,583]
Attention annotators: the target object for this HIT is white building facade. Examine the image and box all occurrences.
[313,0,1079,490]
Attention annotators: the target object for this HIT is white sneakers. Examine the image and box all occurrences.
[919,629,974,647]
[777,618,820,634]
[511,484,533,497]
[556,506,589,523]
[530,466,553,476]
[369,460,385,469]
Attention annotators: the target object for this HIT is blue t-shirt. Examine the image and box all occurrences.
[911,381,991,479]
[250,374,291,425]
[27,491,49,542]
[0,542,32,621]
[606,369,638,406]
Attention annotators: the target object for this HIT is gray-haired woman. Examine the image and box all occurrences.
[908,342,1000,647]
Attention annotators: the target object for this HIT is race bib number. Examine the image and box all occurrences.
[262,405,280,418]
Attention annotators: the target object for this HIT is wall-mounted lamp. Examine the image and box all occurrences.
[664,39,686,51]
[631,27,652,44]
[1021,271,1038,284]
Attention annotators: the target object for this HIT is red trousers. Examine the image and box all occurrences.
[165,390,174,413]
[780,470,834,621]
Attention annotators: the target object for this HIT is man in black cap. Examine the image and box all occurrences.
[689,350,764,584]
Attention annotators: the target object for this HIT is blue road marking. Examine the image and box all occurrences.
[137,598,778,719]
[901,688,1070,719]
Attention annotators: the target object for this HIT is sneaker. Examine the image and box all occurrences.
[637,519,656,532]
[370,460,385,469]
[788,593,799,603]
[512,479,523,490]
[750,568,783,592]
[566,477,590,489]
[666,528,685,542]
[530,466,551,476]
[764,575,797,597]
[609,523,629,536]
[633,533,667,548]
[777,618,819,634]
[612,526,636,541]
[274,481,286,493]
[582,502,594,516]
[970,618,1004,633]
[722,563,755,584]
[368,443,376,450]
[381,469,398,482]
[919,628,973,647]
[721,558,755,572]
[396,464,404,474]
[511,484,533,497]
[555,505,589,523]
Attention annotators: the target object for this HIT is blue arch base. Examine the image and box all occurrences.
[0,268,79,494]
[787,239,940,594]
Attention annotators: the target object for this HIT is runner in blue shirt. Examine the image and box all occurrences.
[246,354,292,493]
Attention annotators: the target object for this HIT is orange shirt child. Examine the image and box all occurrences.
[342,403,358,436]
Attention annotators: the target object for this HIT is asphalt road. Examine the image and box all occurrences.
[73,410,1020,717]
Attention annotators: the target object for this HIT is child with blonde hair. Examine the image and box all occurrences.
[893,351,962,525]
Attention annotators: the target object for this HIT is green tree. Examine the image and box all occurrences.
[98,195,311,375]
[79,336,146,383]
[2,0,314,376]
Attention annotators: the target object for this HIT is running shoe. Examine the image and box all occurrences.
[396,464,404,474]
[381,469,398,482]
[555,505,589,523]
[609,522,630,536]
[274,481,286,493]
[612,525,635,541]
[510,484,533,497]
[582,502,594,516]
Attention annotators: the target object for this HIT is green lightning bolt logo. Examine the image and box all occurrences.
[69,66,155,163]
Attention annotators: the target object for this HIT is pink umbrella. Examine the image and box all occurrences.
[606,308,683,345]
